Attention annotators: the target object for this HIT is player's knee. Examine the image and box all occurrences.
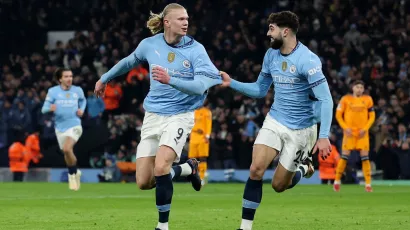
[249,164,265,180]
[62,145,72,155]
[271,181,287,193]
[154,161,172,176]
[137,180,154,190]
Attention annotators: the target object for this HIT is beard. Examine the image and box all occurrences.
[270,38,283,50]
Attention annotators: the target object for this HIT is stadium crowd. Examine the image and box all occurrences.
[1,0,410,180]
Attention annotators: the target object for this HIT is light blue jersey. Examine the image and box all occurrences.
[230,42,333,138]
[101,33,222,115]
[41,85,86,132]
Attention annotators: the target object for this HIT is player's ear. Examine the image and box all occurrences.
[283,28,289,37]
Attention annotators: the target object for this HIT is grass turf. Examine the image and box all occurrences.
[0,183,409,230]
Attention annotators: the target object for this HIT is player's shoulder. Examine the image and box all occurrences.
[264,48,275,58]
[48,85,60,93]
[144,34,162,43]
[296,43,321,64]
[362,94,373,102]
[362,94,373,100]
[191,38,206,52]
[341,94,353,102]
[70,85,83,92]
[203,107,212,114]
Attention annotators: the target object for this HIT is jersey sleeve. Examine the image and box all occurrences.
[168,44,222,95]
[364,96,376,130]
[302,51,333,138]
[335,96,349,130]
[77,87,87,111]
[41,88,55,114]
[302,51,326,84]
[101,39,148,83]
[229,49,273,98]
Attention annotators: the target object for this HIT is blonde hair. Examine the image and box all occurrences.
[146,3,185,35]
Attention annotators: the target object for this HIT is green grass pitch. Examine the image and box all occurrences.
[1,183,410,230]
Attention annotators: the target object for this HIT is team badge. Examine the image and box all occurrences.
[167,52,175,63]
[182,60,191,68]
[66,93,70,98]
[282,61,287,71]
[290,65,296,73]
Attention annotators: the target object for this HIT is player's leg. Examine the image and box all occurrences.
[334,135,354,191]
[240,144,278,230]
[136,157,156,189]
[154,146,177,230]
[358,134,372,192]
[271,148,311,192]
[239,116,282,230]
[135,113,197,191]
[154,113,196,230]
[283,124,318,191]
[198,142,210,184]
[61,136,81,191]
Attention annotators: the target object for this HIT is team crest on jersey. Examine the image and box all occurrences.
[182,60,191,68]
[290,65,296,73]
[66,93,70,98]
[282,62,287,71]
[167,52,175,63]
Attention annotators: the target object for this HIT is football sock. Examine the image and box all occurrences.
[199,161,207,180]
[241,178,262,230]
[335,155,348,182]
[287,165,306,189]
[155,174,173,228]
[68,166,77,175]
[361,156,371,185]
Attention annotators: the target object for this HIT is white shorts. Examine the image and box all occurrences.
[136,111,195,163]
[55,126,83,150]
[254,115,317,172]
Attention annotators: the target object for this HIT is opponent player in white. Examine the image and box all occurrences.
[94,3,227,230]
[220,11,333,230]
[42,68,86,191]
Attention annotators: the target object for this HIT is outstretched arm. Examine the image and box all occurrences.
[95,39,147,98]
[101,53,143,84]
[221,49,273,98]
[229,72,273,98]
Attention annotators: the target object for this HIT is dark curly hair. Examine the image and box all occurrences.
[267,11,299,34]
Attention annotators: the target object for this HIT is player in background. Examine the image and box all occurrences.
[220,11,333,230]
[41,68,86,191]
[188,100,212,184]
[94,3,226,230]
[334,80,375,192]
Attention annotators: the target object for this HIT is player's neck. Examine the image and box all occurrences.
[164,32,183,45]
[280,37,297,55]
[60,84,71,91]
[353,93,361,97]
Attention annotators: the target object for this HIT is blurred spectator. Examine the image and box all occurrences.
[86,89,105,125]
[98,155,121,183]
[102,81,123,120]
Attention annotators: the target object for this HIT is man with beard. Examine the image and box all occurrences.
[219,11,333,230]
